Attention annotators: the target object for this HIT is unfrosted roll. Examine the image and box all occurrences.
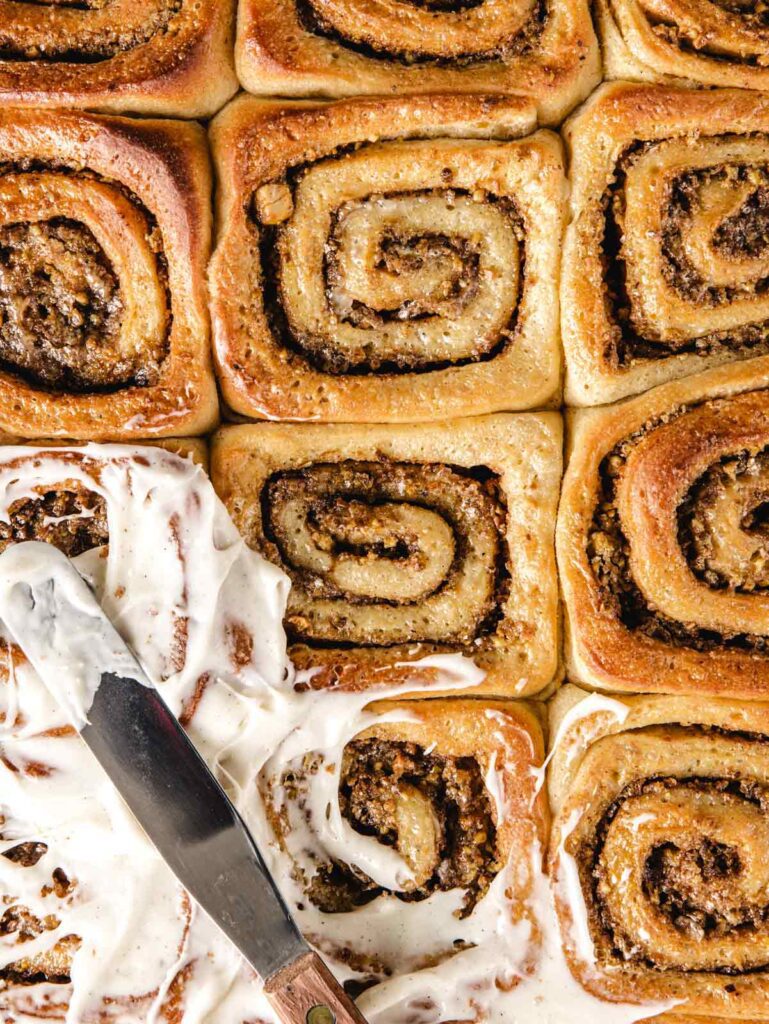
[210,94,565,424]
[212,415,562,698]
[563,83,769,406]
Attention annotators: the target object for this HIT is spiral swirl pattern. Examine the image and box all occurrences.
[550,693,769,1015]
[235,0,600,124]
[598,0,769,90]
[295,0,546,62]
[0,169,168,392]
[0,0,237,118]
[262,698,546,980]
[212,416,562,697]
[563,84,769,406]
[0,110,217,440]
[557,358,769,698]
[210,96,564,423]
[264,460,505,648]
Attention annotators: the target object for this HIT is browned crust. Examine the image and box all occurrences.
[209,93,565,424]
[211,414,562,699]
[596,0,769,92]
[562,81,769,408]
[0,109,218,441]
[557,356,769,700]
[548,686,769,1016]
[0,0,237,118]
[234,0,600,126]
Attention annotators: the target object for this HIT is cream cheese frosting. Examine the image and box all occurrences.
[0,444,674,1024]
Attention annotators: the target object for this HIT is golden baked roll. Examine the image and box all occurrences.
[209,94,565,425]
[0,0,237,117]
[259,697,547,988]
[234,0,599,126]
[563,82,769,407]
[0,109,217,441]
[597,0,769,91]
[549,684,769,1018]
[212,414,562,698]
[557,356,769,700]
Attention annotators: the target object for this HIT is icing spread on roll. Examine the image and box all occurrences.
[0,444,672,1023]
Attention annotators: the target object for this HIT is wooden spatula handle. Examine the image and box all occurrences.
[265,951,369,1024]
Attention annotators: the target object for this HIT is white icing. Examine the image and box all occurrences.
[0,542,149,729]
[0,444,677,1024]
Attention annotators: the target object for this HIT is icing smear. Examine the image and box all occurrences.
[0,444,673,1024]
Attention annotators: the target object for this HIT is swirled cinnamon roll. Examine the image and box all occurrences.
[0,0,237,117]
[258,697,547,988]
[557,356,769,699]
[0,109,217,440]
[597,0,769,91]
[563,83,769,407]
[549,684,769,1017]
[209,95,565,424]
[234,0,599,124]
[212,415,562,698]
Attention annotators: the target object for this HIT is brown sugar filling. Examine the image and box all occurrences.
[0,0,182,63]
[601,143,769,368]
[585,768,769,971]
[587,407,769,653]
[0,483,108,557]
[295,0,547,64]
[299,739,500,917]
[260,459,509,646]
[257,183,525,377]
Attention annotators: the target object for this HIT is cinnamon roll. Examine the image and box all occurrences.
[234,0,599,125]
[211,415,562,697]
[0,0,237,117]
[0,109,217,441]
[210,94,566,425]
[597,0,769,92]
[549,683,769,1018]
[258,697,547,987]
[563,83,769,407]
[556,356,769,699]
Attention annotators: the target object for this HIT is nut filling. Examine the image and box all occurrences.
[0,0,183,63]
[294,0,547,64]
[298,739,500,917]
[602,145,769,367]
[0,483,108,557]
[257,183,526,377]
[260,459,510,647]
[587,771,769,970]
[588,409,769,653]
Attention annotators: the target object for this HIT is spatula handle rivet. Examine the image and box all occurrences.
[307,1004,336,1024]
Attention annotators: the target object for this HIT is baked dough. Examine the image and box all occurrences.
[0,0,237,117]
[261,697,547,979]
[210,94,565,424]
[549,684,769,1017]
[562,82,769,406]
[0,109,218,440]
[234,0,599,126]
[211,414,562,698]
[558,355,769,699]
[597,0,769,92]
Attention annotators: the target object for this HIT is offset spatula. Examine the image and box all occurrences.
[0,543,367,1024]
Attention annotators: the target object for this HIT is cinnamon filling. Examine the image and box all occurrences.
[259,184,524,377]
[260,459,509,646]
[602,144,769,367]
[588,415,769,653]
[588,771,769,970]
[295,0,547,64]
[0,483,108,557]
[301,739,500,916]
[0,0,182,63]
